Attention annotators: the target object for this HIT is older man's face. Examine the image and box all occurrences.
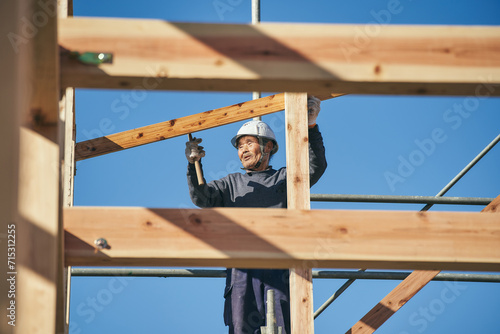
[237,135,263,170]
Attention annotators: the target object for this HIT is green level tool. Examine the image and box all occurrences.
[69,51,113,65]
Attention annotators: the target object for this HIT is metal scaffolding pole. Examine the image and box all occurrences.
[70,268,500,283]
[252,0,262,120]
[314,270,365,319]
[310,194,493,205]
[252,0,260,24]
[313,271,500,283]
[421,133,500,211]
[261,289,282,334]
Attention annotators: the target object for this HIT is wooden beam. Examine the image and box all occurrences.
[74,92,343,161]
[285,93,311,210]
[0,1,23,332]
[346,195,500,334]
[17,130,60,334]
[64,207,500,271]
[58,87,74,334]
[60,90,76,205]
[76,93,282,160]
[346,270,439,334]
[285,93,313,334]
[58,2,74,332]
[30,3,60,126]
[59,18,500,96]
[6,1,62,333]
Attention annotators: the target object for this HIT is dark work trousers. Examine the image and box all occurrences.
[224,268,290,334]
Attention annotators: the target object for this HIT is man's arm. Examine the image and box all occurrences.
[185,137,226,207]
[307,96,327,186]
[187,161,225,208]
[308,125,327,186]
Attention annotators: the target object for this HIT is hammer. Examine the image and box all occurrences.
[188,133,205,185]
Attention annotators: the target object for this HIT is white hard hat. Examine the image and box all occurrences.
[231,120,278,155]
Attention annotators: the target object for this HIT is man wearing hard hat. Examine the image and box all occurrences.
[186,96,327,334]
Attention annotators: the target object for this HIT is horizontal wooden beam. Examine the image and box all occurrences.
[59,18,500,96]
[64,207,500,271]
[74,92,342,160]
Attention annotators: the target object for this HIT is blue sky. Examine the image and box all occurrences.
[69,1,500,333]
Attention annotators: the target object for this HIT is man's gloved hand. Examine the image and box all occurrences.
[185,137,205,163]
[307,96,321,127]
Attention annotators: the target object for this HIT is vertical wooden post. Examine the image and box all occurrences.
[58,2,75,331]
[9,0,62,333]
[0,2,24,333]
[58,86,75,333]
[285,92,314,334]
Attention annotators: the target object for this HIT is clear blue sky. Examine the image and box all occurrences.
[69,1,500,333]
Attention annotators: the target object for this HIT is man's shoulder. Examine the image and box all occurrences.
[273,166,286,173]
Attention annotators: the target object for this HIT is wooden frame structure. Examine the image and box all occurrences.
[2,1,499,333]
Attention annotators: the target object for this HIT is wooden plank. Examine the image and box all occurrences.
[18,128,60,334]
[27,3,60,126]
[346,195,500,334]
[58,2,74,332]
[58,87,74,334]
[76,93,282,160]
[59,18,500,96]
[58,89,75,334]
[285,93,311,210]
[285,92,314,334]
[346,270,439,334]
[64,207,500,271]
[60,89,76,206]
[0,2,24,333]
[11,1,62,333]
[74,92,343,161]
